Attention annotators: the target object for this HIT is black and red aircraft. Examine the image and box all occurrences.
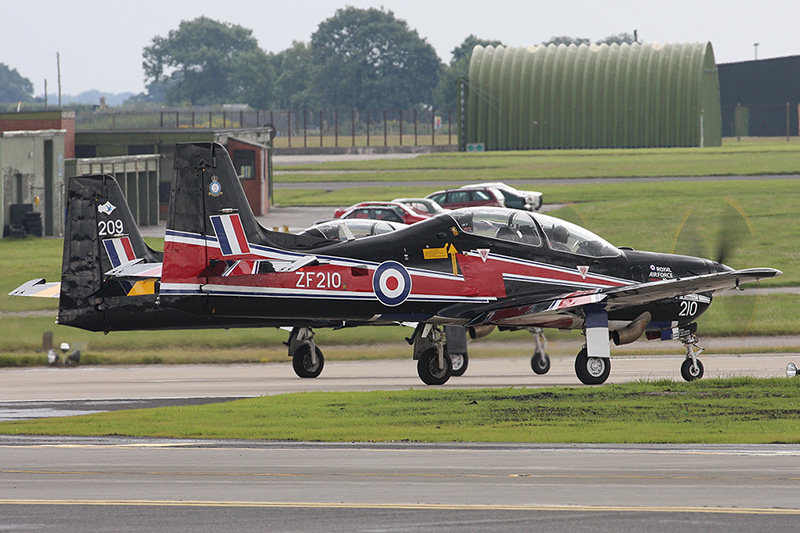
[12,142,781,385]
[159,142,779,385]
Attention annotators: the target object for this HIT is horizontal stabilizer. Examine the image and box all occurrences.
[9,278,60,298]
[104,259,163,278]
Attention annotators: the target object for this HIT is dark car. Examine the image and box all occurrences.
[425,187,505,210]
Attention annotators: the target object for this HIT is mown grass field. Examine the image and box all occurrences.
[275,137,800,179]
[2,378,800,444]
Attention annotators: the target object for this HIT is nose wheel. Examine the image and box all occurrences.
[679,330,705,382]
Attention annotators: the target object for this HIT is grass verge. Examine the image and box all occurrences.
[2,378,800,443]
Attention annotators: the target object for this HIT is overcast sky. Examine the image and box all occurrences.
[4,0,799,97]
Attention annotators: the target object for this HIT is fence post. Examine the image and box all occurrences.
[175,111,179,128]
[414,109,418,146]
[303,110,307,148]
[223,111,227,128]
[160,111,164,128]
[448,110,452,145]
[367,110,370,146]
[384,110,388,146]
[335,110,339,147]
[787,102,791,141]
[288,110,292,148]
[351,109,355,147]
[432,109,435,147]
[399,110,403,146]
[192,110,195,128]
[240,110,243,128]
[319,110,323,147]
[209,112,212,128]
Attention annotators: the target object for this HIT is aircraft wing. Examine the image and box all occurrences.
[459,267,782,327]
[8,278,61,298]
[601,267,782,310]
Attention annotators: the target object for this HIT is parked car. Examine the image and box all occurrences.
[392,197,449,216]
[461,182,543,211]
[300,219,406,242]
[425,187,505,210]
[333,201,431,224]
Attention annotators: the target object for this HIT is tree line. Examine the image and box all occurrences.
[1,6,635,112]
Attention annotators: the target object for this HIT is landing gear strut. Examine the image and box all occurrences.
[528,327,551,375]
[287,327,324,378]
[679,329,704,381]
[410,324,452,385]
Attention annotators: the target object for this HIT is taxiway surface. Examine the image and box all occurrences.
[2,437,800,532]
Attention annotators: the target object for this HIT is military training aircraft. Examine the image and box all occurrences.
[12,142,781,385]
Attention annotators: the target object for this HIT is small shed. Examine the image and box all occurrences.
[1,129,66,238]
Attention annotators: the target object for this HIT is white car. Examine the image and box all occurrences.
[461,182,543,211]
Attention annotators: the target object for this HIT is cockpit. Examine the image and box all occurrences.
[448,207,620,258]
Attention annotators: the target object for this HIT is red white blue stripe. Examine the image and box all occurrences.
[103,237,136,267]
[210,214,251,256]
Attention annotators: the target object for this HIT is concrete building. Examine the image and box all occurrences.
[1,129,67,237]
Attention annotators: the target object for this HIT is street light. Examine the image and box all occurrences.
[754,43,759,60]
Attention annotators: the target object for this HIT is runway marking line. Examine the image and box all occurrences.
[5,469,800,482]
[1,499,800,515]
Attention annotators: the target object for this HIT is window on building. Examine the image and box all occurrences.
[233,150,256,179]
[128,145,155,155]
[75,145,97,158]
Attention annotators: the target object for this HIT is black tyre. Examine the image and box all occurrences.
[530,350,551,375]
[417,348,452,385]
[574,347,610,385]
[292,345,324,378]
[680,358,704,381]
[450,353,468,377]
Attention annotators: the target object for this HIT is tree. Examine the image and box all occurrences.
[229,49,276,109]
[596,32,637,45]
[541,35,591,47]
[434,35,503,112]
[271,41,319,110]
[450,35,503,64]
[142,17,265,105]
[0,63,34,103]
[310,7,442,110]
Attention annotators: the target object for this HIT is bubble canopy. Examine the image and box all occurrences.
[447,207,620,258]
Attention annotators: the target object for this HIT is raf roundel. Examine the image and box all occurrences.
[372,261,412,306]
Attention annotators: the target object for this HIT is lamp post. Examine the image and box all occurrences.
[754,42,759,60]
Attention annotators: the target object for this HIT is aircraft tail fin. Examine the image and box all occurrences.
[57,174,161,331]
[165,142,321,266]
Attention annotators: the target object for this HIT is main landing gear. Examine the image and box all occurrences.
[574,347,611,385]
[286,327,324,378]
[409,324,452,385]
[528,328,551,375]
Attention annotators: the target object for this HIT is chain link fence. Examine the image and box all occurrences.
[76,108,458,148]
